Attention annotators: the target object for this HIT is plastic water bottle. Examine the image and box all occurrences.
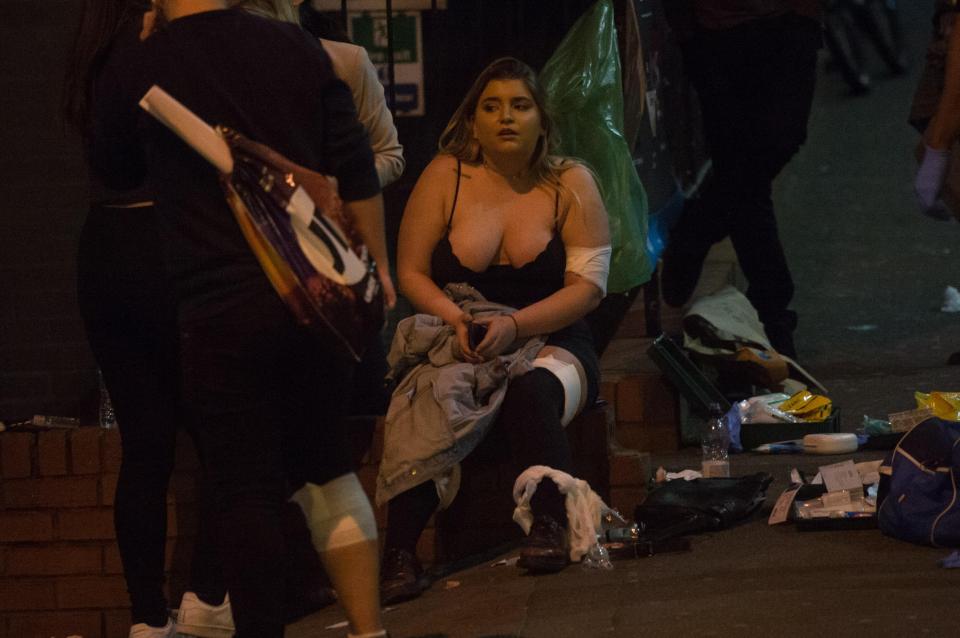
[701,403,730,478]
[98,370,117,429]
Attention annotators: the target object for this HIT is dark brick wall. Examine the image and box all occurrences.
[0,0,98,423]
[0,427,201,638]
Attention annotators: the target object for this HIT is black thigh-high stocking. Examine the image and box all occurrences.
[384,481,439,554]
[498,368,571,527]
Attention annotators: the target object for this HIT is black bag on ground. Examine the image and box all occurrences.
[634,472,773,540]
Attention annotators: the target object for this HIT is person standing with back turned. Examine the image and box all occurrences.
[63,2,227,635]
[90,0,390,635]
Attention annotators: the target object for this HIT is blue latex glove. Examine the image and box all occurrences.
[940,550,960,569]
[725,403,743,453]
[915,144,951,216]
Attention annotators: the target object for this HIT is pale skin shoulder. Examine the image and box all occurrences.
[557,161,610,256]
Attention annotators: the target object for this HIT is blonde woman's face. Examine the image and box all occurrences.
[472,79,542,159]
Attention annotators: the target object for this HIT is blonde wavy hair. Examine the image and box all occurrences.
[232,0,299,24]
[439,57,576,197]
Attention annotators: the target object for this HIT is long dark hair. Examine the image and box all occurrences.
[61,0,149,139]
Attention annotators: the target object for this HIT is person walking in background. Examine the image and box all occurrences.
[911,0,960,216]
[63,2,226,635]
[90,0,391,635]
[661,0,823,359]
[823,0,907,95]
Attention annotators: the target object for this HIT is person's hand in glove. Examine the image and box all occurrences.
[915,144,951,218]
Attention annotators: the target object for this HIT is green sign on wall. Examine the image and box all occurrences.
[349,11,425,116]
[350,13,418,64]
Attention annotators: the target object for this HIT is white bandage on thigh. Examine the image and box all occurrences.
[289,473,378,552]
[531,354,582,427]
[565,244,611,296]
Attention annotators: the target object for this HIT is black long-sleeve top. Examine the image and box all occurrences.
[91,9,380,321]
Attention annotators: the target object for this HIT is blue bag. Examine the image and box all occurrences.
[877,418,960,547]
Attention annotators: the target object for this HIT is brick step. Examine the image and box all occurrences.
[597,238,743,456]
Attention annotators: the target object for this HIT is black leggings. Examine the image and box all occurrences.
[77,205,224,626]
[179,292,355,638]
[385,368,571,554]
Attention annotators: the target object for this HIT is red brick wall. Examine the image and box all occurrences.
[0,427,199,638]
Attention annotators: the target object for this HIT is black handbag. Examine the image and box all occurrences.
[634,472,774,540]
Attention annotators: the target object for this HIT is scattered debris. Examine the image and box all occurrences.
[491,556,519,567]
[943,286,960,313]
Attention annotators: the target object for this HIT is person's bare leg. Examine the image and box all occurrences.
[320,540,383,635]
[290,475,384,636]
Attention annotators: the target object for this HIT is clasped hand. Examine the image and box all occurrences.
[455,313,518,363]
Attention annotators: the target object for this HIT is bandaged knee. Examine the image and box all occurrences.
[290,473,378,552]
[531,355,582,427]
[565,244,611,296]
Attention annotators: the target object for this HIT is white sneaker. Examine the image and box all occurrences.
[176,591,235,638]
[129,619,175,638]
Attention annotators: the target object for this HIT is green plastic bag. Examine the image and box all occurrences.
[541,0,653,293]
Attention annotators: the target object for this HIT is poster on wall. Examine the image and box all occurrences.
[349,11,425,117]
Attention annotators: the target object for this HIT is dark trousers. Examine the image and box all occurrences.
[384,368,571,553]
[179,293,354,637]
[77,205,222,626]
[679,13,821,353]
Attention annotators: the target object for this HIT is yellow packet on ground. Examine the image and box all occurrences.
[779,390,832,421]
[915,391,960,421]
[797,403,833,422]
[779,390,815,413]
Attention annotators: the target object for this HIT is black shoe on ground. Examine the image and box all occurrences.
[517,515,569,574]
[380,548,430,605]
[762,311,799,360]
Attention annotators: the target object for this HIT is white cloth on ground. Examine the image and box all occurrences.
[512,465,608,562]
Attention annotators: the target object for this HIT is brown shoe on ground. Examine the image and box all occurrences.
[380,548,430,605]
[517,515,570,574]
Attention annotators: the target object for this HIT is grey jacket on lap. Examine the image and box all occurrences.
[375,284,546,506]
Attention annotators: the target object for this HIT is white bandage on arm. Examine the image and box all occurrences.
[289,473,378,552]
[565,244,611,296]
[531,354,582,427]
